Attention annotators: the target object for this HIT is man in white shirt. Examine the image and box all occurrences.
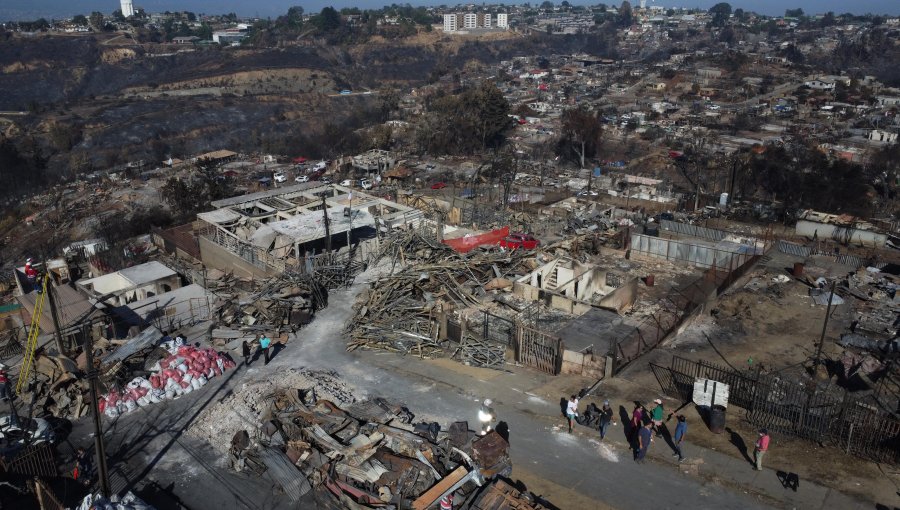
[566,395,579,433]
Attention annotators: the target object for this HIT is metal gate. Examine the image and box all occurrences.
[515,325,562,375]
[482,311,515,347]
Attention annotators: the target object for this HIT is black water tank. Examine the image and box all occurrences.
[709,405,726,434]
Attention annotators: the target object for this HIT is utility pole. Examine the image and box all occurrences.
[42,258,66,355]
[82,322,111,498]
[812,280,837,378]
[321,194,331,255]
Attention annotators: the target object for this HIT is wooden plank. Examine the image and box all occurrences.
[411,465,468,510]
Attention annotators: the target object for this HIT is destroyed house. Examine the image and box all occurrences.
[197,183,423,277]
[77,261,181,306]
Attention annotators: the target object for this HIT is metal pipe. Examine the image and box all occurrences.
[82,323,111,498]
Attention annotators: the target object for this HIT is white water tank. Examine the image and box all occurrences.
[719,192,729,207]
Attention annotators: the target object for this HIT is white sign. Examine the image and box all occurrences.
[693,378,730,408]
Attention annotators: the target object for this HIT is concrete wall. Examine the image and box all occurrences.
[561,349,607,378]
[598,278,638,313]
[199,236,271,279]
[795,220,886,248]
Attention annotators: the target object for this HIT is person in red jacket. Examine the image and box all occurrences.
[754,428,770,471]
[24,259,41,293]
[0,367,10,401]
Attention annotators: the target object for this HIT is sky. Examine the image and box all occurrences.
[2,0,899,22]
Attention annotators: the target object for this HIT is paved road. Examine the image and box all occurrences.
[57,268,780,509]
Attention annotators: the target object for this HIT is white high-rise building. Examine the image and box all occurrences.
[497,13,509,28]
[443,13,458,32]
[120,0,134,17]
[463,13,478,29]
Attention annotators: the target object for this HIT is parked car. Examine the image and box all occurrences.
[295,175,310,183]
[498,233,541,250]
[273,171,287,183]
[360,179,373,190]
[577,189,599,197]
[339,89,352,95]
[0,415,55,445]
[431,182,447,190]
[320,176,332,184]
[339,179,355,187]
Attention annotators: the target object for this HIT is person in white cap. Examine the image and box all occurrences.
[650,398,665,437]
[24,259,39,292]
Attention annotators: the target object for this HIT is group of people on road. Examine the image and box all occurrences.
[241,333,273,367]
[564,395,773,471]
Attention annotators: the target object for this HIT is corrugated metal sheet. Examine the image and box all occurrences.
[258,447,311,503]
[660,220,727,242]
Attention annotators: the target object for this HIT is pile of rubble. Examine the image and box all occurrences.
[345,248,531,358]
[222,381,549,509]
[188,368,357,448]
[216,272,328,332]
[17,354,92,420]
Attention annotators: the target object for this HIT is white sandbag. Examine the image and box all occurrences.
[207,368,215,379]
[197,376,208,385]
[148,392,161,404]
[148,361,161,372]
[177,363,188,373]
[138,379,152,389]
[136,396,150,407]
[165,389,176,400]
[124,400,138,413]
[181,384,193,394]
[216,359,225,370]
[104,407,120,419]
[126,380,140,390]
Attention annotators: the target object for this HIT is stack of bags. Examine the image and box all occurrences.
[100,345,236,418]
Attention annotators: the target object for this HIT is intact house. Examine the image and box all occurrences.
[196,183,424,278]
[77,261,182,307]
[804,79,836,91]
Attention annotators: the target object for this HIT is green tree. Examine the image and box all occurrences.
[72,14,88,25]
[617,1,633,27]
[709,2,731,27]
[89,11,105,31]
[540,1,555,9]
[312,6,341,32]
[785,8,804,18]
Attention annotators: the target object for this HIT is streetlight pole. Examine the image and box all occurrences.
[82,322,111,498]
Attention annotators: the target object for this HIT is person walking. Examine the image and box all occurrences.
[241,340,252,367]
[636,421,653,463]
[754,428,770,471]
[672,415,687,462]
[259,334,272,365]
[598,400,614,440]
[565,395,579,433]
[630,403,644,441]
[649,398,665,437]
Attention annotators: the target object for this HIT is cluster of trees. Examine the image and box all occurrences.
[248,5,436,47]
[415,82,510,155]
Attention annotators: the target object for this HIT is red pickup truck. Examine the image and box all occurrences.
[498,233,541,250]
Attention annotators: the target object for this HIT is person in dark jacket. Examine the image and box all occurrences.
[242,340,252,367]
[598,400,614,440]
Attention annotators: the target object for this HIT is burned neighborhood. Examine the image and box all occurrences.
[1,1,900,510]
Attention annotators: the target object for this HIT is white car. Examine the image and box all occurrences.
[360,179,373,190]
[273,171,287,183]
[339,179,355,187]
[0,415,55,445]
[295,175,310,183]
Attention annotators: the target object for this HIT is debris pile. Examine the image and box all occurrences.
[188,368,357,447]
[18,354,92,420]
[76,491,154,510]
[216,272,328,332]
[345,249,530,357]
[222,380,544,509]
[99,344,235,418]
